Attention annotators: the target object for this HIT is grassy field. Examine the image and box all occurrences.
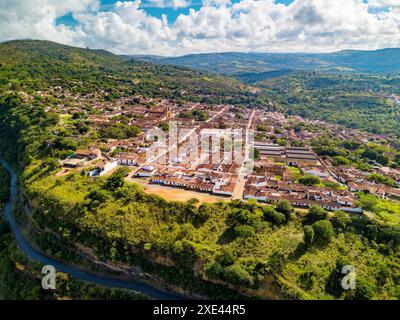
[357,194,400,225]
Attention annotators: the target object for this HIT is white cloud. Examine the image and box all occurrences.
[0,0,96,44]
[368,0,400,15]
[145,0,190,9]
[0,0,399,56]
[369,0,400,8]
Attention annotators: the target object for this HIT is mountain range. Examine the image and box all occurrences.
[127,48,400,77]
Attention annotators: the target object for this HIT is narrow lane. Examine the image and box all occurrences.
[232,110,256,200]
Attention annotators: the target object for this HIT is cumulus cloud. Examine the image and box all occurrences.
[368,0,400,14]
[0,0,96,44]
[145,0,191,9]
[0,0,399,55]
[369,0,400,8]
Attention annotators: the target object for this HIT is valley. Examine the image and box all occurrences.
[0,40,400,300]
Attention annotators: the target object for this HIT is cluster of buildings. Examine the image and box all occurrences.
[244,176,361,213]
[254,143,319,166]
[150,168,237,196]
[330,166,400,200]
[61,148,118,177]
[242,158,362,213]
[53,94,400,214]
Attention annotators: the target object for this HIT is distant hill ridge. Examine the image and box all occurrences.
[127,48,400,76]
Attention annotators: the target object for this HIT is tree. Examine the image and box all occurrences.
[159,122,169,132]
[356,195,378,212]
[216,249,236,267]
[205,261,223,280]
[312,220,334,246]
[232,208,263,230]
[100,123,141,139]
[223,264,254,287]
[303,226,314,246]
[298,175,321,186]
[105,173,124,191]
[367,173,396,187]
[332,155,351,166]
[234,225,256,238]
[84,189,109,209]
[115,166,131,177]
[353,278,375,300]
[308,205,328,223]
[194,204,213,227]
[331,211,351,231]
[276,200,294,220]
[262,206,286,225]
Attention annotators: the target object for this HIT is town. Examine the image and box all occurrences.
[45,90,400,215]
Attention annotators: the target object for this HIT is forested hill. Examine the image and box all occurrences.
[128,48,400,76]
[0,40,266,107]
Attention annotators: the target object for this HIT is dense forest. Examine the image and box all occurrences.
[0,40,269,108]
[0,40,400,300]
[259,72,400,137]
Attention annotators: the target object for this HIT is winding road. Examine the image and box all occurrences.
[0,159,184,300]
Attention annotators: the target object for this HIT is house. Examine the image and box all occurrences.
[95,160,118,177]
[118,155,138,166]
[285,147,318,166]
[63,158,84,168]
[376,186,400,200]
[187,181,214,193]
[304,169,330,178]
[254,162,286,176]
[74,149,101,160]
[135,166,158,177]
[212,176,237,196]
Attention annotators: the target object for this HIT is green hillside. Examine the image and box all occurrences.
[259,72,400,136]
[0,40,266,108]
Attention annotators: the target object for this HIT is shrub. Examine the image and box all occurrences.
[303,226,314,246]
[234,225,256,238]
[223,264,254,287]
[312,220,334,246]
[104,173,124,191]
[353,278,375,300]
[205,261,223,280]
[275,200,294,220]
[332,156,351,166]
[216,249,236,267]
[262,206,286,225]
[366,173,397,187]
[308,205,328,223]
[331,211,351,231]
[298,175,321,186]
